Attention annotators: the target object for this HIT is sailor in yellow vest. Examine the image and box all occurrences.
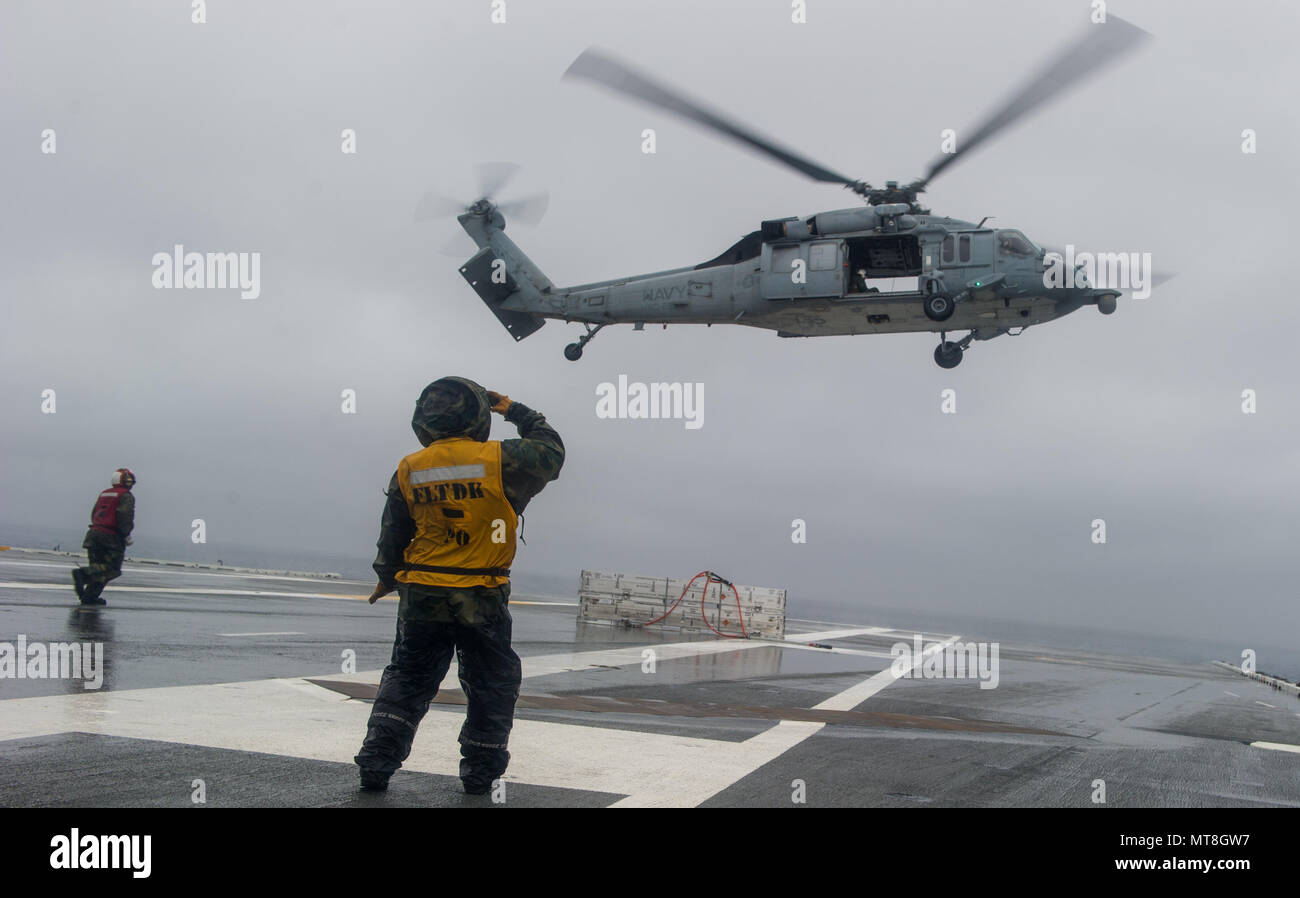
[355,377,564,795]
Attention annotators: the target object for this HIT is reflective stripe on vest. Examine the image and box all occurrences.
[395,437,516,588]
[91,487,127,533]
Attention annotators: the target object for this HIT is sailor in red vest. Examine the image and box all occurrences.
[354,377,564,795]
[72,468,136,605]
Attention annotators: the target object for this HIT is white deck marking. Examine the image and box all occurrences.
[1224,691,1240,697]
[319,638,778,689]
[0,580,571,607]
[0,559,353,585]
[1256,701,1277,709]
[1251,742,1300,754]
[766,642,892,660]
[0,676,801,803]
[0,581,365,600]
[786,626,891,641]
[0,610,957,807]
[217,632,305,637]
[608,634,961,807]
[786,626,960,644]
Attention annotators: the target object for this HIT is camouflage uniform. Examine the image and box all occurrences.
[75,491,133,604]
[355,377,564,791]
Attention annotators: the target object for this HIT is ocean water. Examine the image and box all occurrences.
[5,522,1297,684]
[790,595,1300,686]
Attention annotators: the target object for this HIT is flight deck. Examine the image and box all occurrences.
[1,548,1296,808]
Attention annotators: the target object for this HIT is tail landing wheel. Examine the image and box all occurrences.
[934,341,963,369]
[564,323,604,362]
[934,330,975,368]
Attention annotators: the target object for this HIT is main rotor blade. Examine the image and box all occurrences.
[565,48,862,189]
[921,15,1150,187]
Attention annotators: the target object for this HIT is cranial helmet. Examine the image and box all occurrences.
[411,377,491,447]
[111,468,136,488]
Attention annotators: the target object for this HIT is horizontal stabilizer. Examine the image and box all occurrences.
[459,248,545,342]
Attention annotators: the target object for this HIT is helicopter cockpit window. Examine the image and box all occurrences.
[941,236,955,264]
[808,241,838,271]
[998,230,1036,256]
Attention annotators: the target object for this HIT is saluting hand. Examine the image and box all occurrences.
[485,391,512,415]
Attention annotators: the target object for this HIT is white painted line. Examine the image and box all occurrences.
[787,626,960,644]
[0,560,77,570]
[1225,691,1240,697]
[321,638,777,688]
[786,626,891,641]
[0,634,964,808]
[608,634,961,807]
[0,559,354,586]
[772,642,893,660]
[1255,701,1277,709]
[1251,741,1300,755]
[0,579,571,607]
[0,581,365,600]
[217,632,305,637]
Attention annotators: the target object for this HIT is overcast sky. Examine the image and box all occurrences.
[2,0,1297,654]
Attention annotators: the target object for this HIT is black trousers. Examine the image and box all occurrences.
[355,599,522,785]
[78,538,124,601]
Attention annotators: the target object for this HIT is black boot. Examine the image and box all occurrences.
[461,777,492,796]
[71,569,86,600]
[359,769,389,792]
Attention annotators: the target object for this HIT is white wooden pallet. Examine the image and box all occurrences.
[578,570,787,639]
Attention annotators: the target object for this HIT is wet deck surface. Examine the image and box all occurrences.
[3,549,1298,807]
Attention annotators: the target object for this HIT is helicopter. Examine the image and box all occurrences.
[443,14,1154,369]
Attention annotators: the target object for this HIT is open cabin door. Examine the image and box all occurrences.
[844,234,924,296]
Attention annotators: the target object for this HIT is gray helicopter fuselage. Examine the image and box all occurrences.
[458,203,1107,345]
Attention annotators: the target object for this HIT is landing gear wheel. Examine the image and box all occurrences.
[923,293,955,322]
[564,323,605,361]
[934,341,963,369]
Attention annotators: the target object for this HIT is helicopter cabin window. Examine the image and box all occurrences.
[938,231,993,267]
[998,230,1036,256]
[808,241,838,271]
[771,245,800,275]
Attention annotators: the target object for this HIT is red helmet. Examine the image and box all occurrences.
[111,468,136,488]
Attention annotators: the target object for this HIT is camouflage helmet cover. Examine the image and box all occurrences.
[411,376,491,446]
